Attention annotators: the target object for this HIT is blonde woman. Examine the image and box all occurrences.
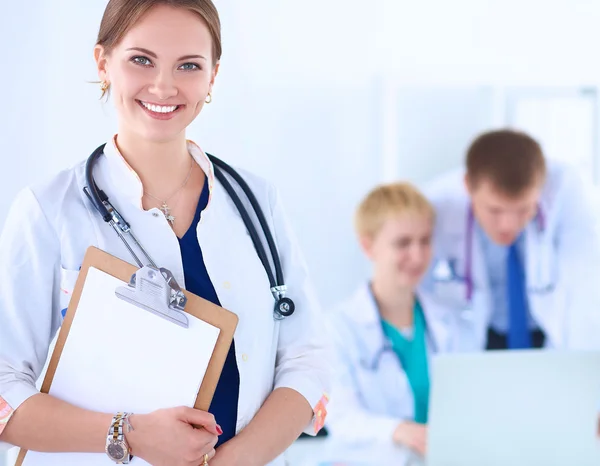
[326,182,463,458]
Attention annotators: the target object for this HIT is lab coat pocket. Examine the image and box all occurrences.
[526,235,557,296]
[356,351,412,417]
[59,267,80,318]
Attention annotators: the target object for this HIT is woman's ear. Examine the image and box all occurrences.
[208,61,219,96]
[359,235,375,261]
[94,45,109,83]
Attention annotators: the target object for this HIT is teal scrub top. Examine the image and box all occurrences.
[381,299,430,424]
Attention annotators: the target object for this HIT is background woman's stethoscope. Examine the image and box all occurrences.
[362,288,439,371]
[364,332,439,372]
[83,143,295,320]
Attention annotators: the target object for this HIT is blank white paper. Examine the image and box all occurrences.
[22,266,220,466]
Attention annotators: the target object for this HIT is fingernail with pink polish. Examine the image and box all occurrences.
[216,425,223,435]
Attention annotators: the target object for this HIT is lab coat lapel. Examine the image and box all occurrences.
[345,284,388,367]
[447,202,492,350]
[418,291,453,353]
[470,219,492,329]
[524,211,565,347]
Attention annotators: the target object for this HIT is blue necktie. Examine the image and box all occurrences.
[507,242,531,349]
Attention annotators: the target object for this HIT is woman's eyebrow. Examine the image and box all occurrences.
[126,47,207,61]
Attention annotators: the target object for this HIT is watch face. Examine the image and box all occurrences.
[107,441,126,460]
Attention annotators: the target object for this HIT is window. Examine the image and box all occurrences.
[506,87,599,184]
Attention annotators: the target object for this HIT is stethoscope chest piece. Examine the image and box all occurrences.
[274,296,295,319]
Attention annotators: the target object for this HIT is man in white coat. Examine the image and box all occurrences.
[420,129,600,351]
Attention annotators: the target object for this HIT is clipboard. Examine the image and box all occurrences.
[16,246,238,466]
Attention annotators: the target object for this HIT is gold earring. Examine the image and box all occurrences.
[100,81,110,98]
[205,92,212,104]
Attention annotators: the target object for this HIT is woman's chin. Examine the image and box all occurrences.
[395,275,422,290]
[132,124,188,144]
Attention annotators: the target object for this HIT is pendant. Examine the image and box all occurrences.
[160,203,176,226]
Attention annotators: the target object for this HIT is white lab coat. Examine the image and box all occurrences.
[420,160,600,351]
[325,284,463,447]
[0,136,331,465]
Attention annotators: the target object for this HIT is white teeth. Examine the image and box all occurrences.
[141,101,178,113]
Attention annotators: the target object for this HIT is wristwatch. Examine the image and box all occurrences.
[105,412,132,464]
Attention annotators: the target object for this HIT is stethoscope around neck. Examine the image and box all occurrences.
[362,285,439,371]
[463,205,546,302]
[83,143,295,320]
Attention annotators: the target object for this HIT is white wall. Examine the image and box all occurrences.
[378,0,600,86]
[394,86,500,183]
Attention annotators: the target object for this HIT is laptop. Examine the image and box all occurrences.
[427,350,600,466]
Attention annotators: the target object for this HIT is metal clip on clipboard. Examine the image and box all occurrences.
[116,266,189,329]
[83,188,190,328]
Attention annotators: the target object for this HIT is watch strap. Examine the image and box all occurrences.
[106,412,132,464]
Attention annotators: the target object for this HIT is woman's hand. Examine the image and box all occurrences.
[125,406,221,466]
[393,421,428,456]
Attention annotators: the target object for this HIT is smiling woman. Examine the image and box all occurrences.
[95,1,219,146]
[0,1,330,465]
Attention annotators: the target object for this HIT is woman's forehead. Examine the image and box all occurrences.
[117,5,213,56]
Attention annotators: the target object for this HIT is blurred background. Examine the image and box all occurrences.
[2,0,600,464]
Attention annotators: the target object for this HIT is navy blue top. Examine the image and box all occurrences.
[178,176,240,447]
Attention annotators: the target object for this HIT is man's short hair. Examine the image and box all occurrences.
[466,129,546,195]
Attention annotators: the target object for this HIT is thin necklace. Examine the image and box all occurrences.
[144,158,194,226]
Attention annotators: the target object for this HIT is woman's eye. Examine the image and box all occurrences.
[131,56,152,66]
[179,62,200,71]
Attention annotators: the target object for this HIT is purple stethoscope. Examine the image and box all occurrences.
[463,206,546,302]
